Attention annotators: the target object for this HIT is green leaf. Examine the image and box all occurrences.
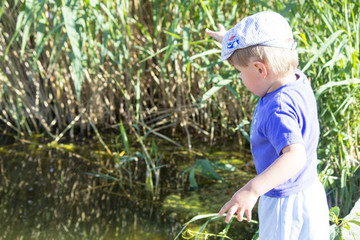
[198,159,225,182]
[62,5,83,101]
[348,220,360,227]
[342,198,360,239]
[20,0,35,57]
[174,214,221,240]
[0,0,5,19]
[236,120,250,143]
[199,0,216,30]
[329,225,342,240]
[135,76,141,122]
[189,49,221,61]
[303,30,344,72]
[183,26,190,74]
[225,85,242,102]
[4,5,25,59]
[195,220,210,240]
[201,79,232,104]
[315,78,360,98]
[99,3,119,28]
[189,167,198,189]
[330,206,340,220]
[139,45,170,63]
[119,120,129,153]
[251,230,259,240]
[210,162,236,172]
[164,30,181,39]
[36,16,46,50]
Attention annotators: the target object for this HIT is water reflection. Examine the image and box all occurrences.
[0,137,257,239]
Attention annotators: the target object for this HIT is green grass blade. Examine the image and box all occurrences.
[189,167,198,189]
[36,15,46,50]
[198,159,225,182]
[200,0,216,30]
[0,0,5,19]
[119,120,129,153]
[61,5,83,101]
[4,6,25,59]
[20,0,35,57]
[315,78,360,98]
[201,79,232,104]
[189,49,221,61]
[302,30,344,72]
[100,2,120,29]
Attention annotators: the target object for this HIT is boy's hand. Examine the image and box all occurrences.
[205,24,227,43]
[218,144,307,224]
[218,183,259,223]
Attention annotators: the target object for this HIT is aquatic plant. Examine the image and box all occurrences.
[182,158,235,190]
[85,120,165,198]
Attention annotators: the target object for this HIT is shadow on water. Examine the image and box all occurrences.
[0,135,258,239]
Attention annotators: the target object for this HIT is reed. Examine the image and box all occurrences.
[294,0,360,214]
[0,0,253,147]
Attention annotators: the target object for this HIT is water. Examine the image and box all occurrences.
[0,136,258,239]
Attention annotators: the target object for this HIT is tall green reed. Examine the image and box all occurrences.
[0,0,253,148]
[294,0,360,214]
[83,120,165,199]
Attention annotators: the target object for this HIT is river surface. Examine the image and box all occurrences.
[0,135,258,239]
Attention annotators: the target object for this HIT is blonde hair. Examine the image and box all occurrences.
[228,45,298,75]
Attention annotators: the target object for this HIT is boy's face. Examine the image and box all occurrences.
[233,61,271,97]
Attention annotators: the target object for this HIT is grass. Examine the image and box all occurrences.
[0,0,359,227]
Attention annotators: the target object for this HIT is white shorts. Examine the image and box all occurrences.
[258,180,329,240]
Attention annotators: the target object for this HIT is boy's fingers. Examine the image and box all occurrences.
[205,28,212,36]
[205,28,225,43]
[205,29,217,39]
[218,202,230,217]
[218,23,226,32]
[236,209,243,222]
[246,209,252,222]
[225,206,237,223]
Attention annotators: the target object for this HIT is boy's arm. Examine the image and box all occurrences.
[218,143,306,223]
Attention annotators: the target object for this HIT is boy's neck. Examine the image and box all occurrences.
[267,69,297,94]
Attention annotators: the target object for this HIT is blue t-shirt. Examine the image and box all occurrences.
[250,69,319,197]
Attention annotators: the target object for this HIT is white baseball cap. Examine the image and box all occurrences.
[221,11,297,61]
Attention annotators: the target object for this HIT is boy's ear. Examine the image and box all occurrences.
[253,61,268,79]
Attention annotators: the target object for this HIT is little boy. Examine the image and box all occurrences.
[206,11,329,239]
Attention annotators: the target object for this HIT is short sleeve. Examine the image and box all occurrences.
[264,109,304,155]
